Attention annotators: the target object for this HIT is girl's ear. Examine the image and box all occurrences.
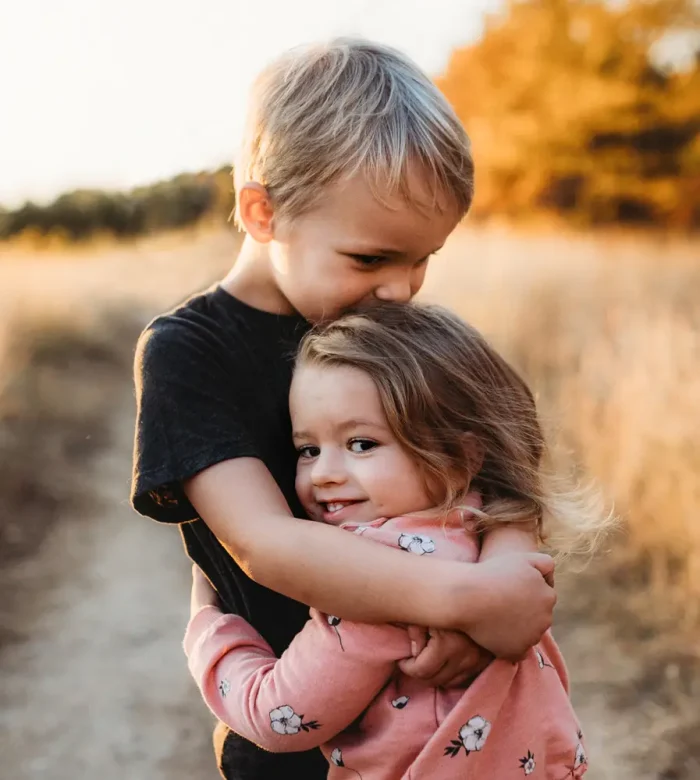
[445,432,485,498]
[461,432,485,485]
[237,182,274,243]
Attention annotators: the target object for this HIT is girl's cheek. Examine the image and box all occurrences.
[295,469,309,497]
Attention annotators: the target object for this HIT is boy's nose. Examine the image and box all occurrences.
[374,267,423,304]
[374,276,414,303]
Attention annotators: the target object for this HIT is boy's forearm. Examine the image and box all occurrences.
[185,458,472,630]
[479,524,538,560]
[244,514,473,628]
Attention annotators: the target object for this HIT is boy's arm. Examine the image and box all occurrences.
[479,523,540,560]
[398,524,547,682]
[184,602,409,752]
[185,458,556,660]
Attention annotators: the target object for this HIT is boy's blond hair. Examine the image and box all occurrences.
[234,38,474,227]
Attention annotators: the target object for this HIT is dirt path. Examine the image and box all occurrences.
[0,397,219,780]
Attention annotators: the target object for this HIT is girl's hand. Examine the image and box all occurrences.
[190,564,220,618]
[399,626,493,687]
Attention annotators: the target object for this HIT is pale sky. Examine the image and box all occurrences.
[0,0,497,207]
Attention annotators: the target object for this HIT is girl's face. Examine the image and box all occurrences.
[290,363,435,525]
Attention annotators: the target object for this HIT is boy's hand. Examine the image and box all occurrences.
[463,552,556,661]
[399,626,493,687]
[190,564,220,619]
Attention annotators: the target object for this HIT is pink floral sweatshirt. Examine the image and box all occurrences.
[184,510,587,779]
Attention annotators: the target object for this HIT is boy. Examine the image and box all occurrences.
[131,38,556,779]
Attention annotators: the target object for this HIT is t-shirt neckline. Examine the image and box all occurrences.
[213,284,308,329]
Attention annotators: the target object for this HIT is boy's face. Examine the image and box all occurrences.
[268,170,461,322]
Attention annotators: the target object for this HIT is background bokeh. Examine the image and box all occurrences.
[1,2,699,778]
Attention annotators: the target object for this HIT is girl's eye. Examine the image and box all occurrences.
[348,438,378,454]
[298,445,320,459]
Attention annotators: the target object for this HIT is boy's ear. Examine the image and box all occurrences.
[238,182,274,243]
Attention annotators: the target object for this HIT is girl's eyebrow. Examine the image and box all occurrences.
[292,419,388,441]
[335,418,388,433]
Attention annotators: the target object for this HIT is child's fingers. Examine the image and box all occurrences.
[398,647,447,680]
[528,552,555,580]
[406,624,429,657]
[399,629,449,679]
[400,628,492,687]
[190,565,220,615]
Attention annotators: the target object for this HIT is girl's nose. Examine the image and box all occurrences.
[311,451,347,487]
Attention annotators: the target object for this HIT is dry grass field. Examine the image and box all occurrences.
[1,224,699,779]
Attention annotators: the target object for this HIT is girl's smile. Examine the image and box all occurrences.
[291,363,435,526]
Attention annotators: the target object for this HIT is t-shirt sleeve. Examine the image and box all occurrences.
[130,318,261,523]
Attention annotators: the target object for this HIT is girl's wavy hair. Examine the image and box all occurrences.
[297,302,611,558]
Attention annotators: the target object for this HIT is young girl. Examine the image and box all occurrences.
[185,302,603,779]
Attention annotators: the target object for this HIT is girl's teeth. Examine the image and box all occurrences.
[327,503,345,513]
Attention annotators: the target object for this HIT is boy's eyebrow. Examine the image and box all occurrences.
[344,243,446,258]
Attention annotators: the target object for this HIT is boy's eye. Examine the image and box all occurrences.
[298,445,320,459]
[349,254,386,267]
[348,438,378,454]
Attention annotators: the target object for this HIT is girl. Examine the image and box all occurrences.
[185,302,604,779]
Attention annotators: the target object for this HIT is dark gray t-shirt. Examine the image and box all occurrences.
[131,285,326,779]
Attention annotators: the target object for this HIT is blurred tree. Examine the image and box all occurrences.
[0,168,236,243]
[438,0,700,228]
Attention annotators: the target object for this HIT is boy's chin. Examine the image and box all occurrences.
[306,299,403,324]
[331,300,401,320]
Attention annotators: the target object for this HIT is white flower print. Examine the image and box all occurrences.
[269,705,320,735]
[398,533,436,555]
[330,747,364,778]
[327,615,345,651]
[556,732,588,779]
[391,696,410,709]
[519,750,536,775]
[270,705,301,735]
[218,678,231,698]
[444,715,492,757]
[460,716,491,752]
[535,648,554,669]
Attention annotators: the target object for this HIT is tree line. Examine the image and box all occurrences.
[0,169,235,242]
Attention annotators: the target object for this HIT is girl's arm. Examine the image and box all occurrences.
[185,568,410,752]
[185,458,556,660]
